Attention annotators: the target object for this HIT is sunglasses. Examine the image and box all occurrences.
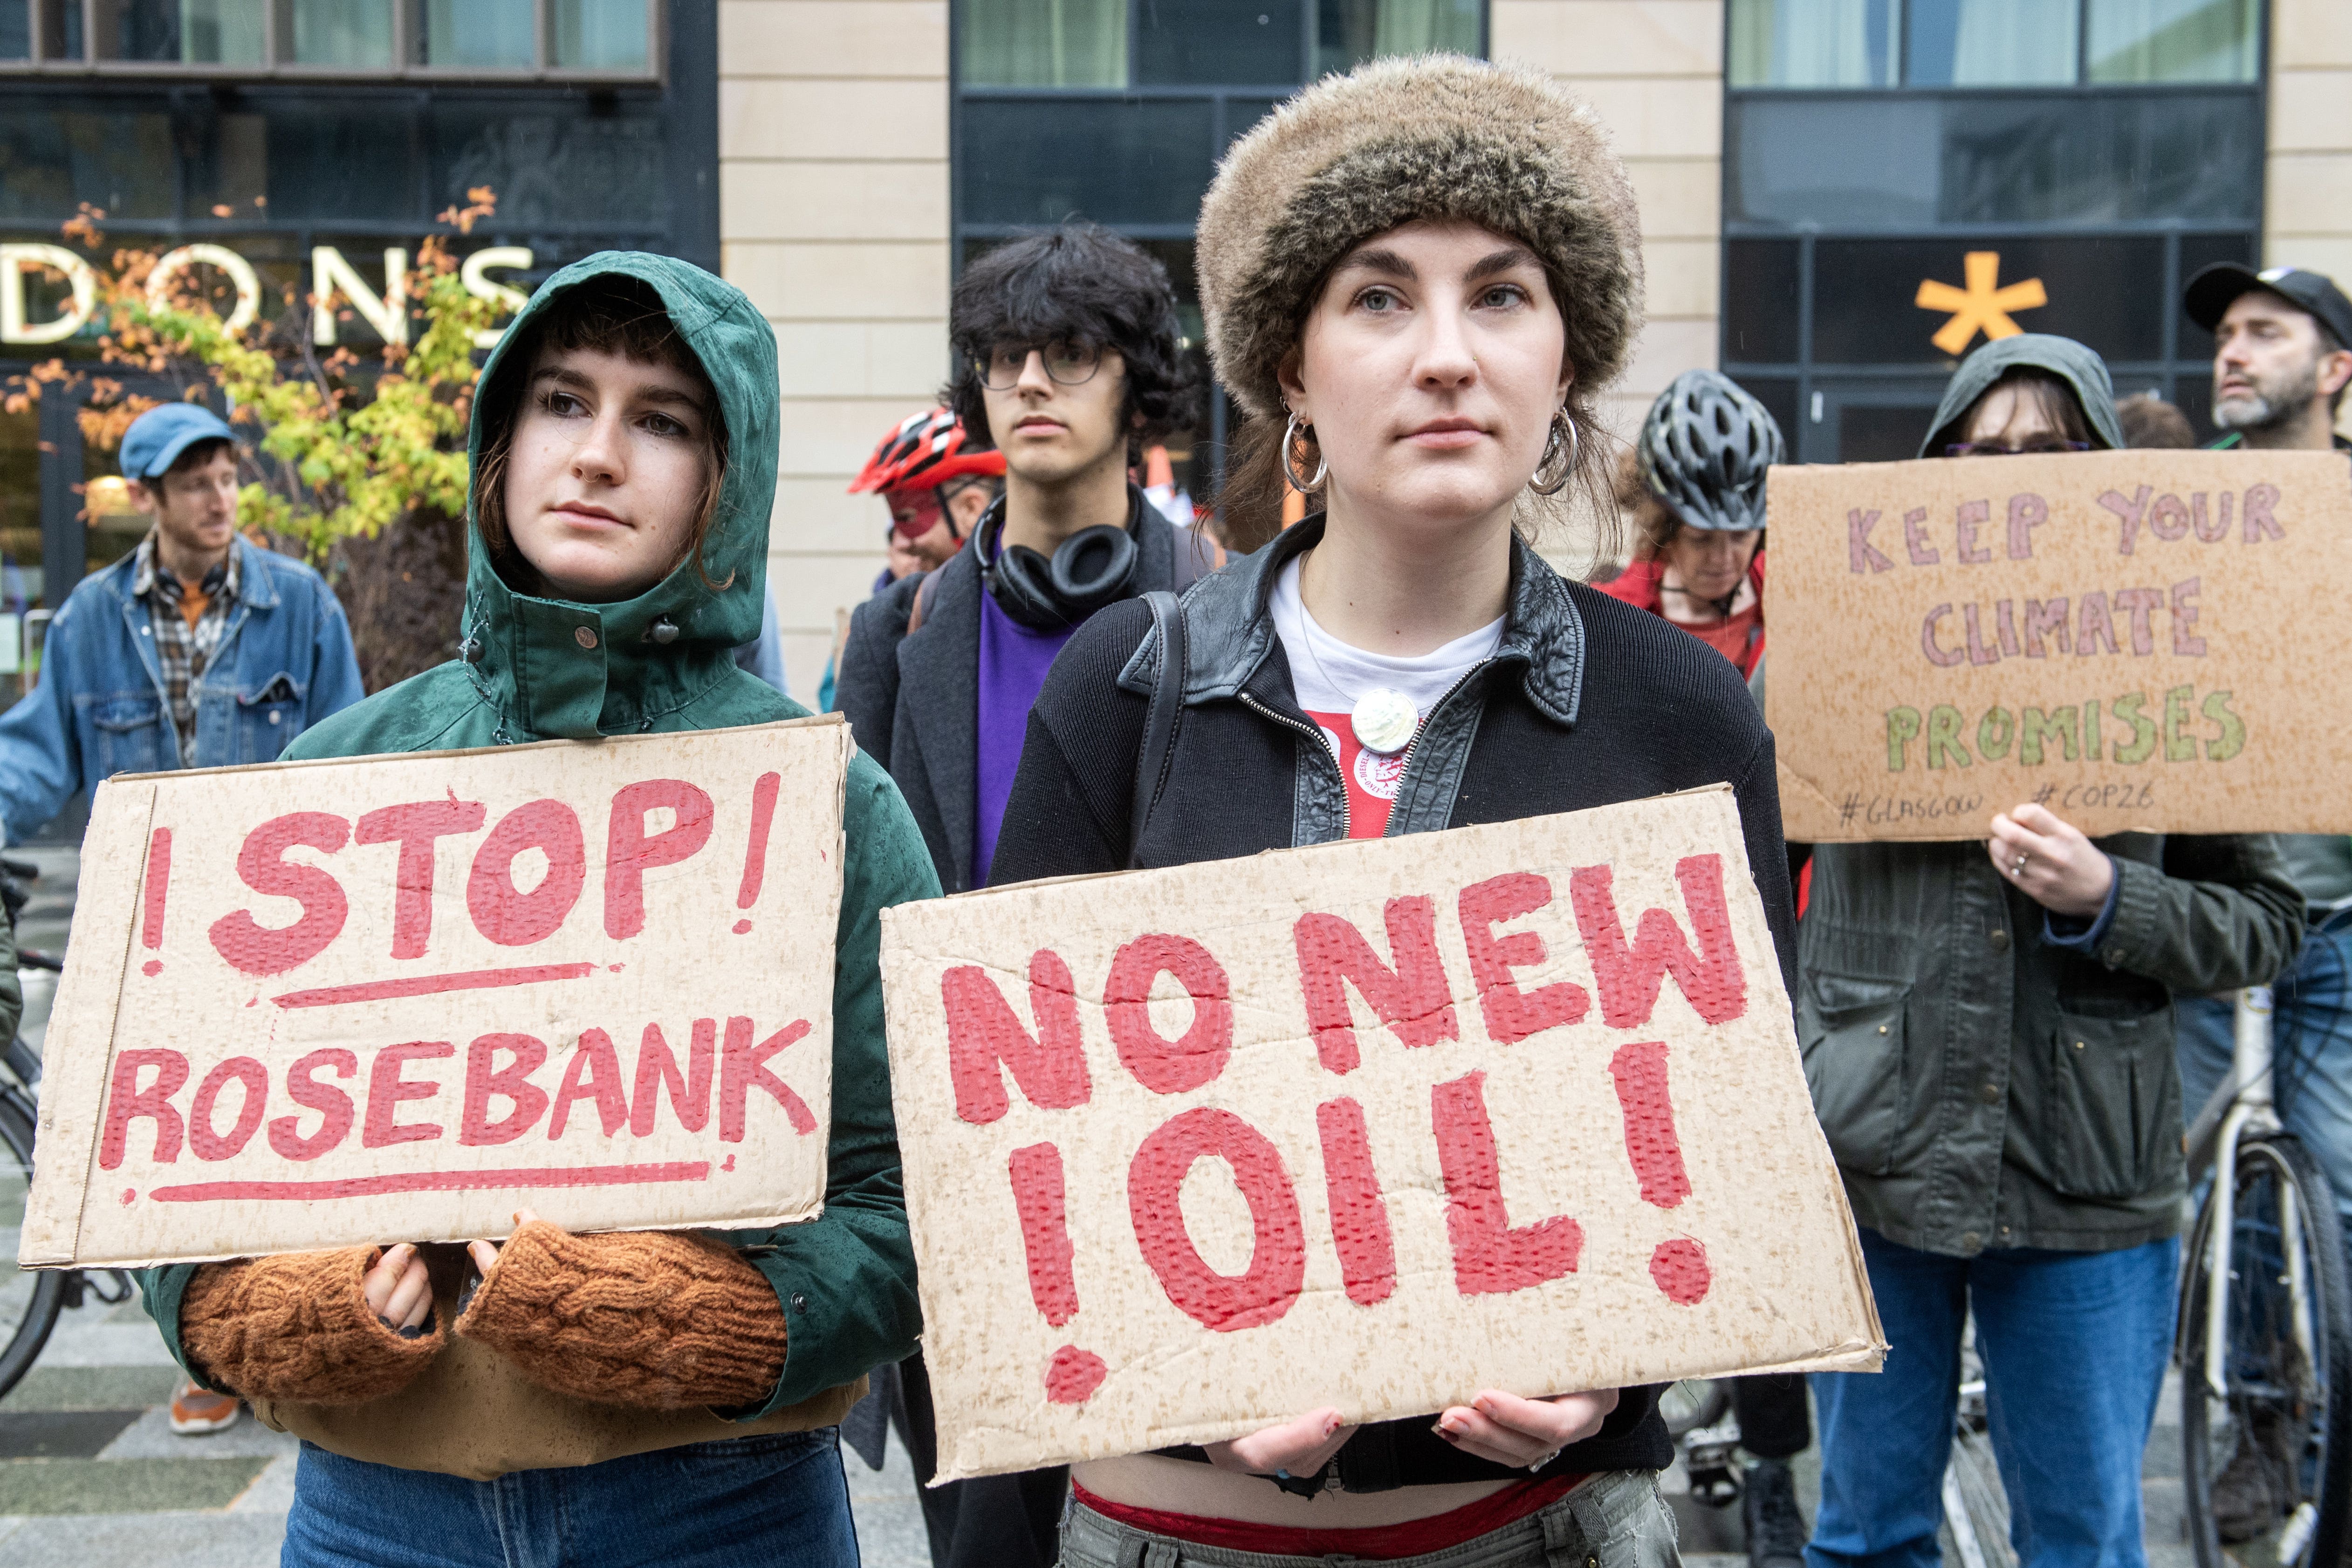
[1943,441,2093,458]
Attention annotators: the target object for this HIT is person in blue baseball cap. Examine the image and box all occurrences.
[0,400,363,1440]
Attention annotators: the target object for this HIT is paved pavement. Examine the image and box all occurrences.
[0,840,2194,1564]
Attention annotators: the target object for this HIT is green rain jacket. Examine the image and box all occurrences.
[138,252,939,1479]
[1803,334,2302,1259]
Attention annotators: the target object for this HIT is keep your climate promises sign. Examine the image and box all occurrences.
[1766,449,2352,842]
[20,719,850,1269]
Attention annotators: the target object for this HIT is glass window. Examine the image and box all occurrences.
[41,0,83,59]
[1313,0,1479,76]
[264,99,416,219]
[1137,0,1301,86]
[0,3,25,60]
[960,0,1128,87]
[2088,0,2257,83]
[423,0,534,68]
[1723,240,1803,363]
[289,0,393,67]
[1731,376,1802,452]
[432,101,668,226]
[959,97,1214,226]
[1905,0,2076,85]
[2177,230,2257,362]
[0,108,177,221]
[182,0,266,63]
[1728,0,1898,88]
[554,0,647,70]
[1810,236,2166,365]
[1728,93,2262,230]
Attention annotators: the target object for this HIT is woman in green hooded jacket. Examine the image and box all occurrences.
[133,253,939,1565]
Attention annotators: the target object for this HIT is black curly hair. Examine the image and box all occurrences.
[944,225,1204,461]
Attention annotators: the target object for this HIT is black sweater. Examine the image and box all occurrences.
[989,523,1800,1487]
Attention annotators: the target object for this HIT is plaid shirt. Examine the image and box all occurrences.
[131,533,240,761]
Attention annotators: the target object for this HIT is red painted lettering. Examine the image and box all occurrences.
[1955,499,1991,563]
[941,951,1091,1124]
[2076,591,2119,657]
[1570,855,1746,1029]
[1432,1069,1580,1295]
[208,812,351,976]
[722,1016,816,1140]
[1902,507,1939,565]
[188,1057,269,1161]
[140,828,170,950]
[2150,493,2190,541]
[1008,1142,1079,1327]
[267,1048,356,1161]
[604,779,714,940]
[549,1029,629,1139]
[461,1033,549,1146]
[364,1041,452,1148]
[1920,604,1962,667]
[2112,587,2161,656]
[1608,1041,1691,1208]
[2023,597,2071,657]
[1961,603,2000,665]
[355,797,487,959]
[1315,1096,1396,1307]
[1458,872,1587,1045]
[1128,1106,1304,1332]
[630,1020,714,1136]
[2172,578,2207,657]
[99,1048,187,1169]
[1104,934,1233,1095]
[468,800,587,947]
[1293,896,1459,1074]
[1650,1238,1712,1304]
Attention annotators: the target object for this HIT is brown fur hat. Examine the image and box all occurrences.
[1197,54,1645,424]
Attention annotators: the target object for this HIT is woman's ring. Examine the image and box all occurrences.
[2011,855,2029,876]
[1527,1448,1562,1473]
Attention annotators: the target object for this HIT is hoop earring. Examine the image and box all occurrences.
[1529,410,1579,496]
[1281,410,1329,492]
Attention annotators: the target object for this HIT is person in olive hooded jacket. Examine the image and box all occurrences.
[133,253,938,1566]
[1801,334,2302,1568]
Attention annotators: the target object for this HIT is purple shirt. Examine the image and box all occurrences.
[974,589,1080,888]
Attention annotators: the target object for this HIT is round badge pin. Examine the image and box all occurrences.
[1350,688,1419,756]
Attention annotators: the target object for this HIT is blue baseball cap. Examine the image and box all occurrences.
[119,403,238,481]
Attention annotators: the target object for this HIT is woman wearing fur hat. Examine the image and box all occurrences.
[989,55,1793,1567]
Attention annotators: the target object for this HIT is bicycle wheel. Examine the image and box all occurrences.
[0,1096,65,1398]
[2181,1131,2352,1568]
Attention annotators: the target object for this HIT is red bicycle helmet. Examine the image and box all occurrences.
[848,407,1006,495]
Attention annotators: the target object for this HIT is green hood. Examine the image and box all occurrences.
[1919,333,2126,458]
[460,251,780,739]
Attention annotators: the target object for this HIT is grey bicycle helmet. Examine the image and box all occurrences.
[1636,370,1785,533]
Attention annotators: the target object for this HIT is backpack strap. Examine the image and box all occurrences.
[1129,589,1186,868]
[903,567,946,636]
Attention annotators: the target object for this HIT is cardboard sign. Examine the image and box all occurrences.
[20,719,850,1270]
[879,787,1883,1481]
[1765,450,2352,841]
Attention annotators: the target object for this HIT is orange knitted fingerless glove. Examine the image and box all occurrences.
[180,1247,445,1406]
[454,1222,787,1411]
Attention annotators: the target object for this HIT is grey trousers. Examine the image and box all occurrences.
[1057,1467,1681,1568]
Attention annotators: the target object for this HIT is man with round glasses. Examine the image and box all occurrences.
[832,222,1207,1568]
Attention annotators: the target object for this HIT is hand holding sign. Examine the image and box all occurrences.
[1987,802,2115,916]
[880,787,1883,1482]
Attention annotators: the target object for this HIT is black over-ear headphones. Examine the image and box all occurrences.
[975,491,1139,630]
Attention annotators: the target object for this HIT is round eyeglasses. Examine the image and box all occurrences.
[977,341,1103,390]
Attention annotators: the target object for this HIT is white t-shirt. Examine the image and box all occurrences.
[1268,556,1503,835]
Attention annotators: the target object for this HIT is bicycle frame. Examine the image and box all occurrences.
[2202,986,2321,1401]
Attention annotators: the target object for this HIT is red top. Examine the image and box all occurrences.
[1071,1474,1586,1560]
[1596,554,1768,679]
[1302,710,1407,838]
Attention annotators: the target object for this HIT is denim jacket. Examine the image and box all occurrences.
[0,536,364,843]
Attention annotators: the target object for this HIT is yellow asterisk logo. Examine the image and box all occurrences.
[1914,251,2049,355]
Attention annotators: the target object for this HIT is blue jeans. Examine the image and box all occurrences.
[281,1430,859,1568]
[2178,909,2352,1230]
[1807,1228,2178,1568]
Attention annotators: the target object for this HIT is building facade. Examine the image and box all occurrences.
[2,0,2345,705]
